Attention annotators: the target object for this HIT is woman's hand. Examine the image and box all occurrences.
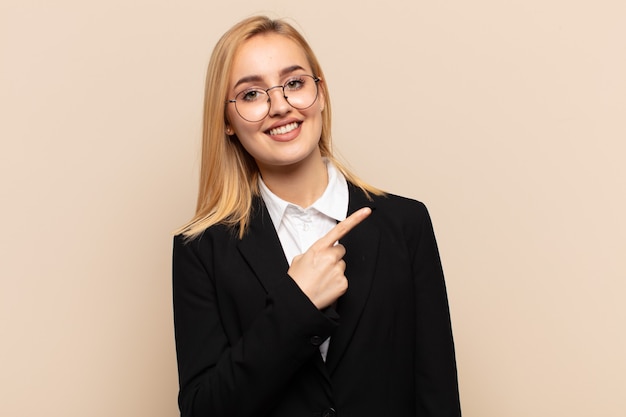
[287,207,372,309]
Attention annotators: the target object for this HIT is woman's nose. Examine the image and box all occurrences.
[267,87,291,117]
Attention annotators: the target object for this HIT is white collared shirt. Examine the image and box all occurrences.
[259,160,349,361]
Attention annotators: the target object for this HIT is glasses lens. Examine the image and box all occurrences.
[235,90,269,122]
[284,75,318,110]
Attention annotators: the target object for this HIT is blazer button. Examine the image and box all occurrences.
[310,335,324,346]
[321,407,336,417]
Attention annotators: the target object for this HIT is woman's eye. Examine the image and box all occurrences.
[241,90,263,102]
[284,78,304,90]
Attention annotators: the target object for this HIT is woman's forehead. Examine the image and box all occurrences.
[229,34,311,84]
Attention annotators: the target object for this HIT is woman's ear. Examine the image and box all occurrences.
[225,125,234,135]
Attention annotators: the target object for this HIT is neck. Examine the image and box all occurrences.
[258,151,328,208]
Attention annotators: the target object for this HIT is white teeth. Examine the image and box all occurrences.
[269,122,299,136]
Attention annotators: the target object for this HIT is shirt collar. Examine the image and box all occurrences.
[259,160,349,231]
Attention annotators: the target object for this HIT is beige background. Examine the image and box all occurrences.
[1,1,624,416]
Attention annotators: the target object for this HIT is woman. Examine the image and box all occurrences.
[173,15,461,417]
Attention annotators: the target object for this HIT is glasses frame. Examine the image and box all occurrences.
[226,75,321,122]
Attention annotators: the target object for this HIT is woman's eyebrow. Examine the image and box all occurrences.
[280,65,306,76]
[233,65,307,90]
[233,75,263,90]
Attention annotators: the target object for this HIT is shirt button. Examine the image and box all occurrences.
[321,407,336,417]
[310,335,324,346]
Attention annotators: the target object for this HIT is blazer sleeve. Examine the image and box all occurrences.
[172,234,338,417]
[411,203,462,416]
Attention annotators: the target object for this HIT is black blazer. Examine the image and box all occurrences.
[173,185,461,417]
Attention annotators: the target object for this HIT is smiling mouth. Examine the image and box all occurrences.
[267,122,300,136]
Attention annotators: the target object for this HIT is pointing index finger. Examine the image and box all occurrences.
[315,207,372,249]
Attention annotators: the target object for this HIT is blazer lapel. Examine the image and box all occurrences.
[326,186,381,374]
[236,197,332,381]
[236,198,290,293]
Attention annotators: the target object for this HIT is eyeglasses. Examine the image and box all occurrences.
[227,75,321,122]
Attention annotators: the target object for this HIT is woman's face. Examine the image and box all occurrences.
[225,33,325,172]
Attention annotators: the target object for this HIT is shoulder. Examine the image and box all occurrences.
[373,192,431,237]
[370,191,427,213]
[172,222,243,284]
[173,196,269,253]
[348,185,436,250]
[173,221,238,255]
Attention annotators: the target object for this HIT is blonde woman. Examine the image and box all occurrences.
[173,16,461,417]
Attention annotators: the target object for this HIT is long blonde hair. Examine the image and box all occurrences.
[178,16,382,239]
